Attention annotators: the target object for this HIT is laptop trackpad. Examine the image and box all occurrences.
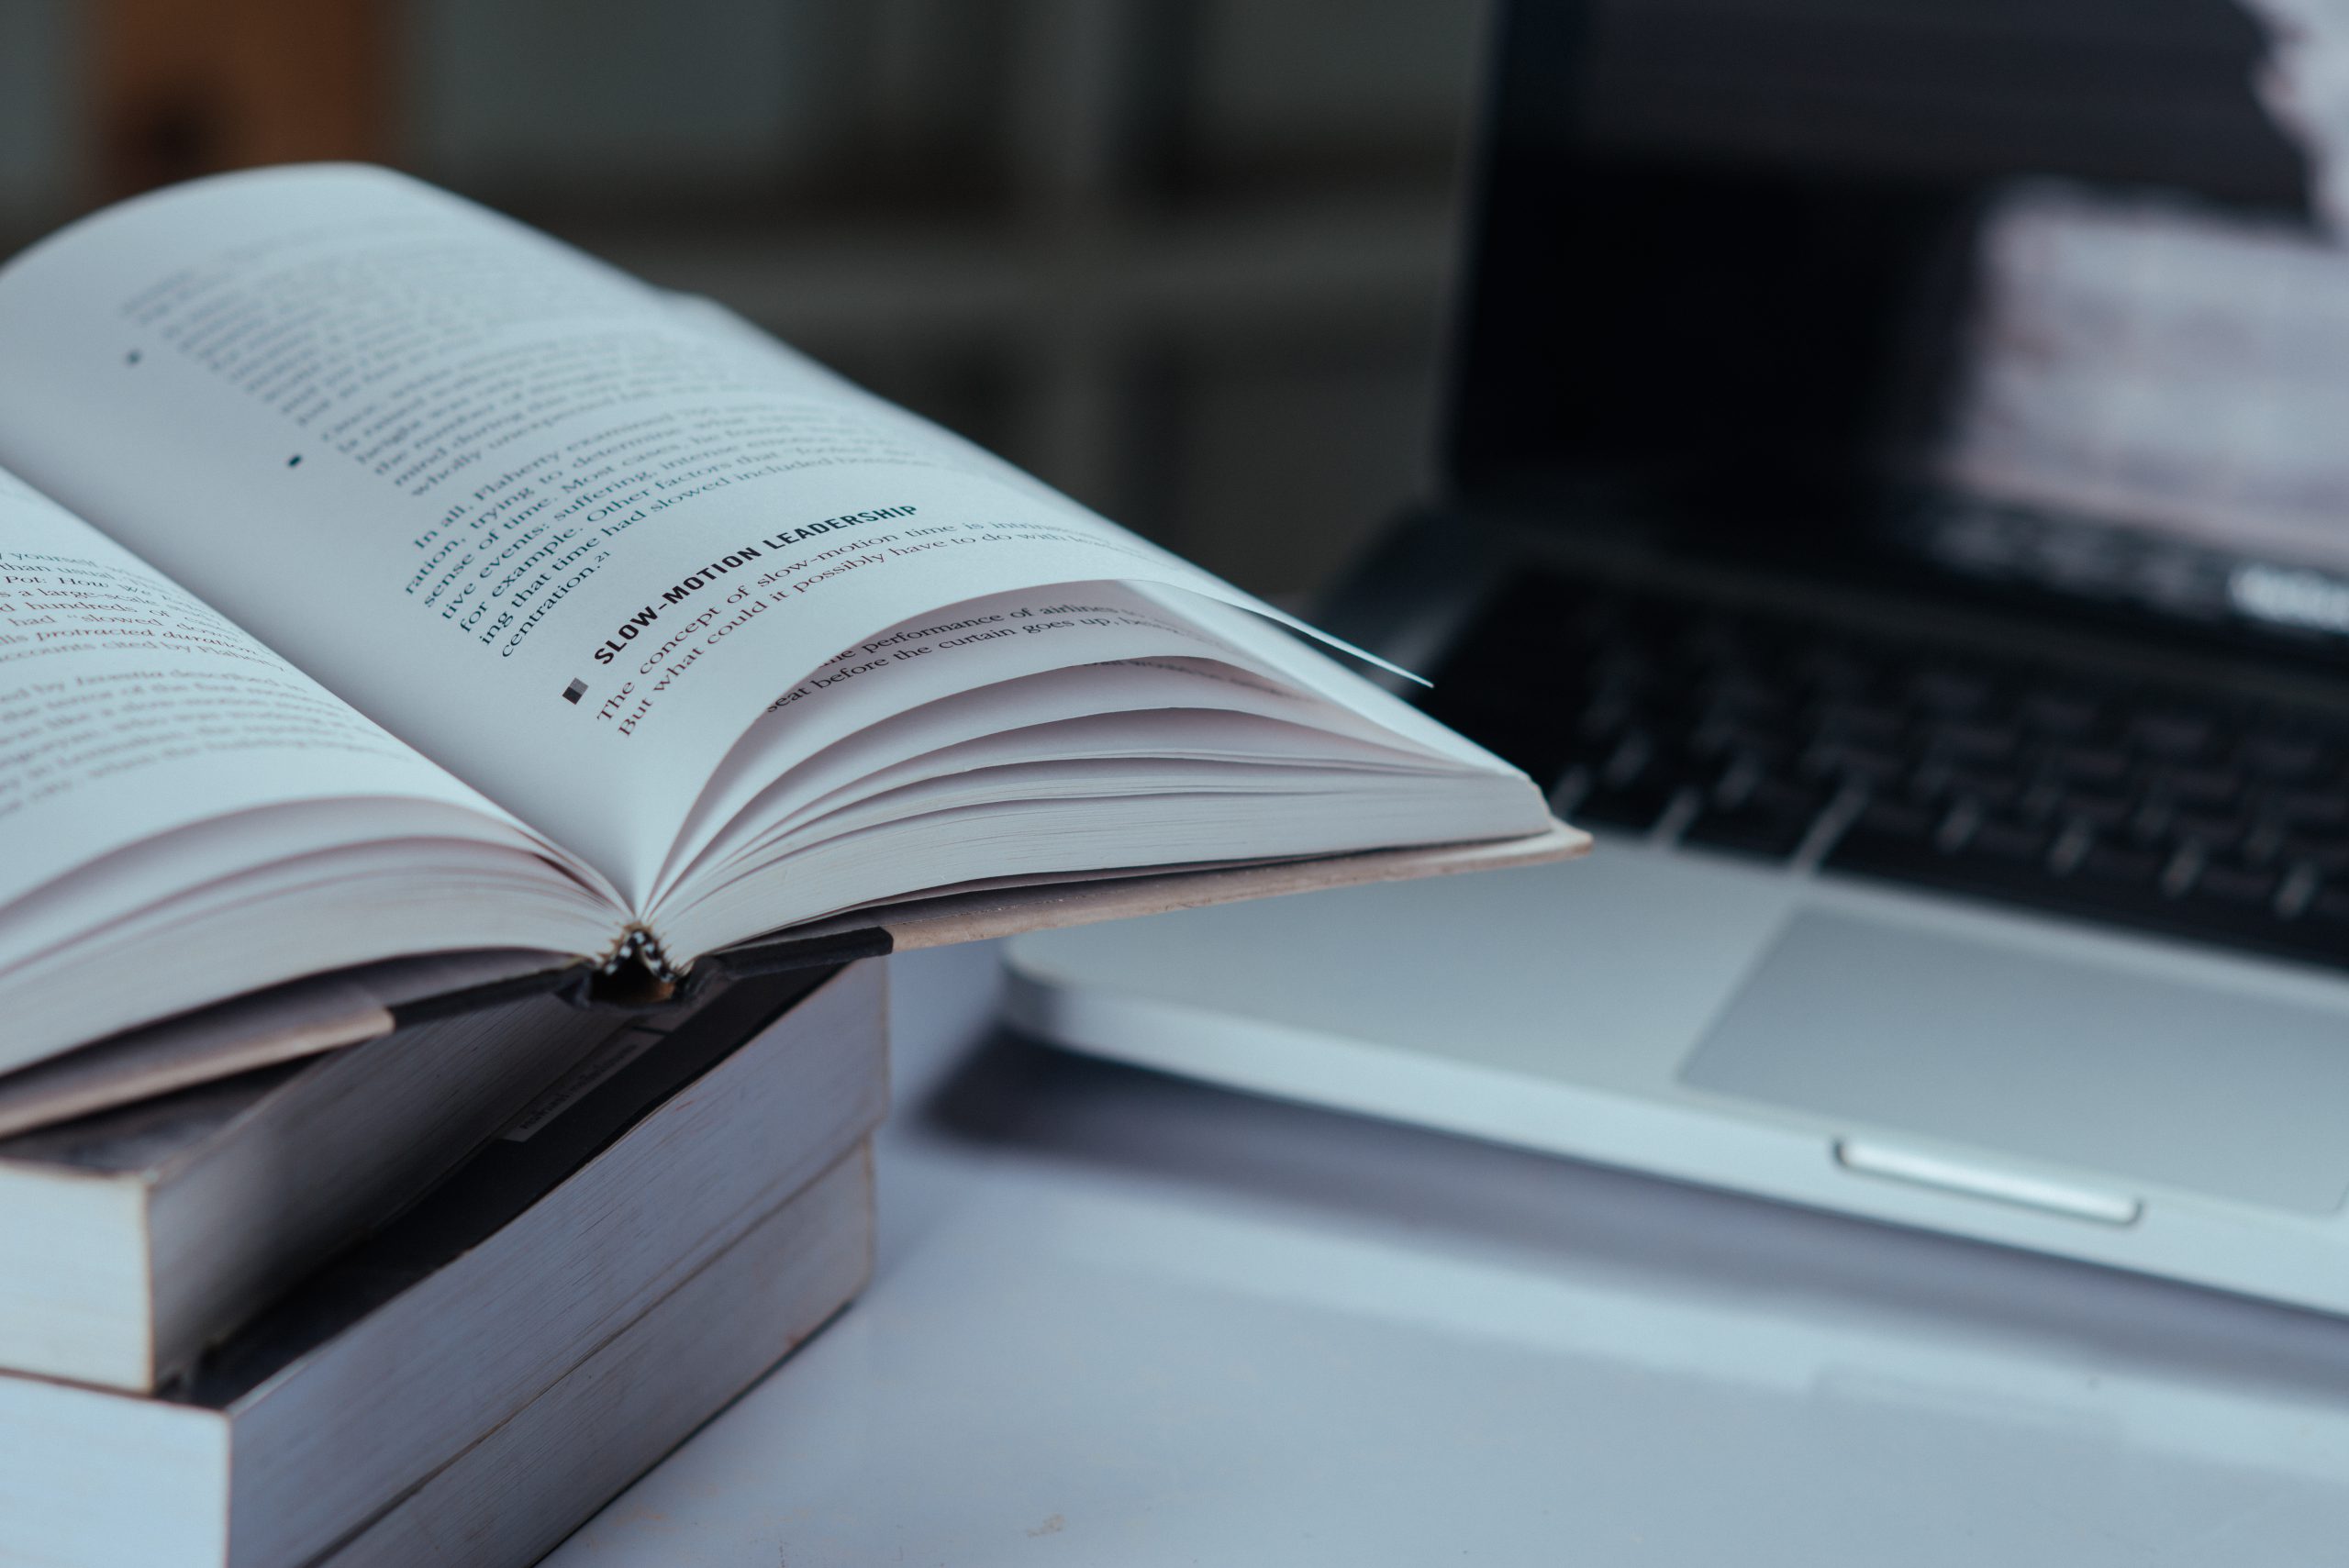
[1678,911,2349,1215]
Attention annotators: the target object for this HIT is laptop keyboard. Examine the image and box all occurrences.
[1417,573,2349,971]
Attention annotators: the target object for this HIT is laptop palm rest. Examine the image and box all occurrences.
[1678,912,2349,1215]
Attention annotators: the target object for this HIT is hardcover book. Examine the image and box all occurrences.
[0,952,842,1393]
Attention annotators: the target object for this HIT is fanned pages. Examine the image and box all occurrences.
[0,163,1575,1078]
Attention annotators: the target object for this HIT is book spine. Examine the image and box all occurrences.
[588,925,687,1006]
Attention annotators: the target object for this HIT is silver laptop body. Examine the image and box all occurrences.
[1008,0,2349,1314]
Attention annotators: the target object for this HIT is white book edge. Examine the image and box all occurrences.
[321,1141,874,1568]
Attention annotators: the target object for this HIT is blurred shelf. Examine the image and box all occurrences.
[564,192,1459,351]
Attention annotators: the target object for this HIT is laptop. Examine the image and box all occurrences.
[1005,0,2349,1315]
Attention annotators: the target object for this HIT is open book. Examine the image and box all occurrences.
[0,164,1575,1079]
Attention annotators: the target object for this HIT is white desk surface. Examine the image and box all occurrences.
[547,943,2349,1567]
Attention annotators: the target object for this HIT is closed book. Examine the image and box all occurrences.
[0,957,885,1568]
[0,955,635,1392]
[323,1142,871,1568]
[0,951,844,1393]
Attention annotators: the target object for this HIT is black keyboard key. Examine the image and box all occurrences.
[1811,694,1908,733]
[2017,691,2105,737]
[1789,645,1874,696]
[2126,709,2218,758]
[1850,796,1940,840]
[2291,887,2349,951]
[1586,646,1661,690]
[1681,768,1828,856]
[2167,809,2248,851]
[2266,789,2349,829]
[1569,775,1679,831]
[2054,787,2135,828]
[1909,666,1996,710]
[2159,766,2240,806]
[2239,822,2290,866]
[2281,836,2349,876]
[2240,731,2324,779]
[1935,765,2028,806]
[1692,712,1797,759]
[1682,801,1817,861]
[1581,730,1702,795]
[1597,729,1658,773]
[1586,686,1696,744]
[2043,744,2132,784]
[1804,740,1905,784]
[1747,774,1830,813]
[1965,813,2054,865]
[2069,838,2167,889]
[1639,733,1708,784]
[1696,676,1789,721]
[2279,926,2349,973]
[1928,720,2020,760]
[2189,858,2280,907]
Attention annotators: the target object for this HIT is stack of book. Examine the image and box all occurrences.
[0,163,1576,1563]
[0,953,887,1567]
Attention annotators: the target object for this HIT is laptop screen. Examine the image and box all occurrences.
[1452,0,2349,652]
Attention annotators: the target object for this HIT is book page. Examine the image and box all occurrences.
[0,165,1450,907]
[0,465,621,1068]
[0,467,528,912]
[651,580,1469,899]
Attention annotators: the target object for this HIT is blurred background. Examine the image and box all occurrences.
[0,0,1494,597]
